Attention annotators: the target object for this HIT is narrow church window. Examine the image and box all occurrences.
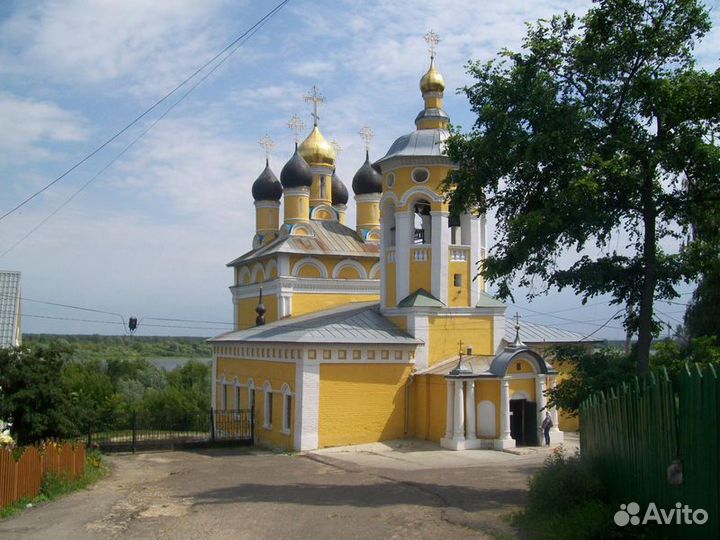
[234,385,241,411]
[283,395,292,432]
[264,387,273,428]
[453,274,463,287]
[221,383,228,411]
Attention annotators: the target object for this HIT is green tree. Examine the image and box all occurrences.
[444,0,720,373]
[0,344,75,444]
[545,346,636,416]
[684,266,720,338]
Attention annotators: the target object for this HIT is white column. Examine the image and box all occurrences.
[453,380,465,441]
[536,375,547,444]
[294,356,320,451]
[430,211,449,304]
[461,213,481,306]
[500,378,511,440]
[465,380,477,440]
[395,212,412,302]
[444,379,453,439]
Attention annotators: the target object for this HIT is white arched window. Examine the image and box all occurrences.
[233,378,241,411]
[263,381,273,429]
[281,383,292,435]
[219,376,228,411]
[247,379,256,411]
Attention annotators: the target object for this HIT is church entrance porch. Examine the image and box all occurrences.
[509,398,538,447]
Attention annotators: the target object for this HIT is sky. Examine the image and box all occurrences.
[0,0,718,339]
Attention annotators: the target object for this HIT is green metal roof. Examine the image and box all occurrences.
[475,291,506,308]
[397,288,445,308]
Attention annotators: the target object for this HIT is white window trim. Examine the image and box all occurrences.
[281,383,293,435]
[263,381,273,430]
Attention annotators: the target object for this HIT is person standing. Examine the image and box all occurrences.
[541,411,553,446]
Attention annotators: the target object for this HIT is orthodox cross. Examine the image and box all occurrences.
[424,30,440,59]
[358,125,374,152]
[331,139,343,155]
[287,114,305,145]
[304,85,325,126]
[457,339,464,357]
[514,312,521,330]
[258,134,275,161]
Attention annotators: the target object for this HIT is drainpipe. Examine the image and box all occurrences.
[404,372,416,435]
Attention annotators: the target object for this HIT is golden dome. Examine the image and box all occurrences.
[298,125,336,167]
[420,57,445,94]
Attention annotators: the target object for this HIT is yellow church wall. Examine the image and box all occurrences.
[236,295,278,329]
[292,293,379,319]
[385,316,407,332]
[409,256,432,293]
[215,358,295,450]
[475,379,501,437]
[386,166,453,211]
[448,260,470,307]
[336,266,361,279]
[507,358,536,375]
[284,194,309,223]
[509,378,536,402]
[426,375,448,442]
[318,363,411,447]
[255,206,279,233]
[356,201,380,230]
[427,316,493,365]
[297,265,323,278]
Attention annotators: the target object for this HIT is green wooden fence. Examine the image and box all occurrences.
[580,364,719,540]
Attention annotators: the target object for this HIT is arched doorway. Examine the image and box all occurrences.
[509,392,538,446]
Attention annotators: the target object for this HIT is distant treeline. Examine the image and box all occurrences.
[23,334,213,363]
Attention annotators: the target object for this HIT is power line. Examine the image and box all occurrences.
[140,316,233,326]
[0,7,274,258]
[0,0,291,225]
[22,313,125,327]
[578,309,626,341]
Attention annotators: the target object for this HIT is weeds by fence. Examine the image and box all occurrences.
[580,364,719,540]
[0,442,86,510]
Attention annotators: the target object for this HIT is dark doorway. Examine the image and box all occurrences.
[510,398,538,446]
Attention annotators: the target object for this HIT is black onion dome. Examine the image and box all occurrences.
[280,146,314,189]
[251,159,283,201]
[352,151,383,195]
[331,171,348,206]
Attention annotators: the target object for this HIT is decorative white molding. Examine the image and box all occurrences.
[230,276,380,301]
[406,315,429,369]
[355,193,382,204]
[290,257,328,278]
[250,262,266,283]
[385,249,396,263]
[264,258,278,278]
[411,246,430,261]
[310,204,337,220]
[254,200,280,210]
[395,213,411,302]
[400,186,444,206]
[237,266,251,285]
[450,247,469,261]
[331,259,368,280]
[369,262,381,280]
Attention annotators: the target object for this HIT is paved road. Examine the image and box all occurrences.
[0,439,576,540]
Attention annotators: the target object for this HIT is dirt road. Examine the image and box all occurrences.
[0,442,563,539]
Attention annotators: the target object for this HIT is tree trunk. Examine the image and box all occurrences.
[637,174,657,374]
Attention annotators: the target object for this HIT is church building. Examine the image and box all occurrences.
[210,33,591,451]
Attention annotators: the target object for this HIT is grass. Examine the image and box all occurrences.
[0,449,108,520]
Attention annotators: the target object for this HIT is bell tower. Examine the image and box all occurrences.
[374,31,491,369]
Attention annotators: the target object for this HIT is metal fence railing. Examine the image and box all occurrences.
[88,408,254,452]
[580,364,719,540]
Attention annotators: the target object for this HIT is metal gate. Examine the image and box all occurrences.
[88,408,254,452]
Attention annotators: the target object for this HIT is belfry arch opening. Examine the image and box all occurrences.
[412,199,432,244]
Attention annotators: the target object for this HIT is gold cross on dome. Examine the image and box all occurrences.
[457,339,464,356]
[424,30,440,59]
[258,134,275,159]
[358,125,374,152]
[287,114,305,145]
[331,139,343,155]
[304,85,326,126]
[514,312,521,329]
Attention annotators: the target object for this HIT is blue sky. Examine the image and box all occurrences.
[0,0,717,338]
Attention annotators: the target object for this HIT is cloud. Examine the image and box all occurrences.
[0,92,89,165]
[0,0,239,97]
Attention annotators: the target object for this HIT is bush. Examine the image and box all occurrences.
[513,447,618,540]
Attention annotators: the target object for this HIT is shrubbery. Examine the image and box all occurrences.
[0,342,211,444]
[513,447,618,540]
